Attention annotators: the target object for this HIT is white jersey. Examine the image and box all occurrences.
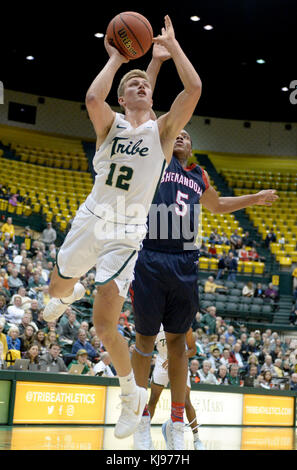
[155,325,188,360]
[85,113,166,224]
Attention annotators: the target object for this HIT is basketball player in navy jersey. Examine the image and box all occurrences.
[131,50,278,449]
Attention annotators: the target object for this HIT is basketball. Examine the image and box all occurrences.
[106,11,153,60]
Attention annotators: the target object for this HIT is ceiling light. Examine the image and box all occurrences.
[256,59,265,64]
[26,55,34,61]
[281,87,289,92]
[203,25,213,30]
[190,16,200,22]
[94,33,104,38]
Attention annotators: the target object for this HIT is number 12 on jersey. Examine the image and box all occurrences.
[105,163,134,191]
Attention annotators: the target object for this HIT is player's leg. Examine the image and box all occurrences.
[147,382,164,419]
[43,204,100,322]
[165,331,188,412]
[185,386,205,450]
[93,277,147,440]
[131,332,156,389]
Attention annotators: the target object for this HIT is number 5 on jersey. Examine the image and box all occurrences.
[105,163,134,191]
[175,190,189,216]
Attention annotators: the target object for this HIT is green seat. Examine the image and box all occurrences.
[230,288,241,296]
[253,297,264,305]
[215,301,226,312]
[241,297,252,304]
[226,302,238,312]
[228,295,240,303]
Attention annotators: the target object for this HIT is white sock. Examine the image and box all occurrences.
[119,370,137,395]
[60,282,82,304]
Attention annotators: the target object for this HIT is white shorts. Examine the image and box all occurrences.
[56,203,146,298]
[152,355,191,389]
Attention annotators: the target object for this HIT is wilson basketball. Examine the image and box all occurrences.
[106,12,153,60]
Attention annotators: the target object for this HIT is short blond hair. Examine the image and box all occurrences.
[117,69,150,99]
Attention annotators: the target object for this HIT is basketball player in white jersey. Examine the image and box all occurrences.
[43,15,203,439]
[134,325,204,450]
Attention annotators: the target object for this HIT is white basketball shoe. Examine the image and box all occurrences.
[133,415,154,450]
[43,282,85,322]
[114,386,148,439]
[162,419,185,450]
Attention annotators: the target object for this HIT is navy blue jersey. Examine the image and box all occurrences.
[143,156,209,253]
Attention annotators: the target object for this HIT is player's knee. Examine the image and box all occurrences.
[166,333,186,356]
[136,335,155,354]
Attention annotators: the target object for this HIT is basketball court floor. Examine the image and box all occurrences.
[0,425,296,450]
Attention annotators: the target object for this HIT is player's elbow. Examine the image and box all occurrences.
[189,78,202,97]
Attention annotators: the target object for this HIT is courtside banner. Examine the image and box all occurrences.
[0,380,11,424]
[13,381,106,424]
[241,427,294,450]
[11,426,104,450]
[243,394,294,426]
[105,387,243,425]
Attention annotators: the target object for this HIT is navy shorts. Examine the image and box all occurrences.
[130,248,199,336]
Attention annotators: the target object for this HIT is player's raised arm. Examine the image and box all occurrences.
[146,43,172,95]
[85,36,129,142]
[156,16,202,140]
[200,171,279,213]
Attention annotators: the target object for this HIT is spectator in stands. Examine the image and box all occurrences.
[199,241,210,258]
[41,222,57,247]
[198,360,219,385]
[289,373,297,391]
[204,276,228,294]
[39,343,68,373]
[11,287,32,312]
[208,346,221,372]
[242,282,254,297]
[91,335,105,356]
[71,329,99,362]
[1,217,15,242]
[0,318,8,362]
[61,312,79,343]
[224,326,237,345]
[209,229,222,245]
[8,194,18,207]
[28,271,46,295]
[23,343,40,370]
[0,295,7,318]
[216,334,227,354]
[45,330,60,348]
[240,333,249,362]
[34,330,47,355]
[20,325,35,354]
[238,245,249,262]
[264,283,279,309]
[8,268,24,295]
[220,347,232,367]
[68,349,95,375]
[257,370,275,389]
[265,229,277,248]
[226,252,237,282]
[5,295,24,326]
[273,358,284,378]
[261,354,277,376]
[6,325,21,351]
[216,253,227,280]
[208,244,217,258]
[216,364,229,385]
[227,363,240,386]
[248,246,260,262]
[241,231,253,247]
[220,232,230,246]
[283,359,293,377]
[254,282,265,299]
[246,337,260,358]
[34,309,47,331]
[243,364,259,387]
[18,311,35,336]
[93,351,115,377]
[189,359,200,384]
[230,229,242,250]
[278,234,285,245]
[37,285,51,309]
[191,311,203,332]
[231,342,245,368]
[200,305,218,335]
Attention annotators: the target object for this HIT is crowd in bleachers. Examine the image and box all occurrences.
[1,216,297,391]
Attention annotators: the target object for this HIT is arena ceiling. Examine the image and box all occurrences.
[1,0,296,122]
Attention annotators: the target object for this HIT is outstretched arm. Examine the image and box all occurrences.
[156,16,202,140]
[85,36,129,142]
[146,43,172,94]
[200,171,279,213]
